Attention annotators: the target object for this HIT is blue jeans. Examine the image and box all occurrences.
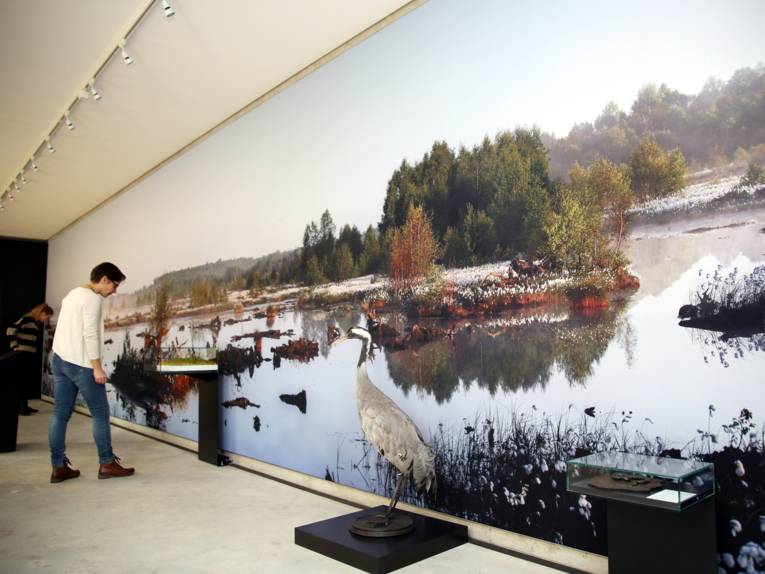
[49,353,114,467]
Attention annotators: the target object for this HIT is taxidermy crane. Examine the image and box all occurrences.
[332,326,436,535]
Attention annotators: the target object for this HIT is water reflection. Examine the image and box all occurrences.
[687,328,765,367]
[197,302,632,406]
[385,305,630,402]
[300,307,366,358]
[677,262,765,366]
[109,335,198,429]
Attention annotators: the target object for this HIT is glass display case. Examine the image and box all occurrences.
[566,452,714,511]
[144,346,218,373]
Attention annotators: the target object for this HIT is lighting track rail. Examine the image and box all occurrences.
[0,0,176,212]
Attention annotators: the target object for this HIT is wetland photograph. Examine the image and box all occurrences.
[45,1,765,568]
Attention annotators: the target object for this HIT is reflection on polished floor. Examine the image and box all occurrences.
[0,401,566,574]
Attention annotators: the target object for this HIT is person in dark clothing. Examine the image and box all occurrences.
[6,303,54,415]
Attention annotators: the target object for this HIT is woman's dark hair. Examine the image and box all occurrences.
[90,262,126,283]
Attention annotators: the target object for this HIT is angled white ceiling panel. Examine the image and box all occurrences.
[0,0,421,239]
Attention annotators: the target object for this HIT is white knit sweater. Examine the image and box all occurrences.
[52,286,104,369]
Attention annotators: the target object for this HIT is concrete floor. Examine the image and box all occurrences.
[0,400,566,574]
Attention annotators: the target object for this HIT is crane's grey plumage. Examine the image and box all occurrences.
[332,326,436,519]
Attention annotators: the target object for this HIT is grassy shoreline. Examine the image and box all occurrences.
[105,263,640,330]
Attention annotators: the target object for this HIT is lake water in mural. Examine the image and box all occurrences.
[41,3,765,567]
[43,202,762,557]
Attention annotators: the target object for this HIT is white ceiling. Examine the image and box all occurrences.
[0,0,421,240]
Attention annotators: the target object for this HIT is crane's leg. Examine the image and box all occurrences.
[349,471,414,537]
[383,473,407,523]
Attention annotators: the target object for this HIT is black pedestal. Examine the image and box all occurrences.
[0,352,21,453]
[195,372,228,466]
[295,506,468,573]
[607,497,716,574]
[0,397,20,453]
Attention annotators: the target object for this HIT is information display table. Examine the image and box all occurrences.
[567,452,716,574]
[190,370,228,466]
[146,347,229,466]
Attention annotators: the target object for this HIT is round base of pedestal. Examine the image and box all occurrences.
[349,512,415,537]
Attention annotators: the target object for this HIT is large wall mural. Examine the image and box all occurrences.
[45,1,765,569]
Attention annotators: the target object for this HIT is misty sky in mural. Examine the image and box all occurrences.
[53,0,765,294]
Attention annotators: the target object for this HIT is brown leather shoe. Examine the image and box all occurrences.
[98,457,135,479]
[51,457,81,483]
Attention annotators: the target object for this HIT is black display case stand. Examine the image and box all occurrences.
[295,505,467,574]
[607,497,716,574]
[0,352,21,453]
[194,372,230,466]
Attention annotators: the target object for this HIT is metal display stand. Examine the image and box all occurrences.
[567,452,716,574]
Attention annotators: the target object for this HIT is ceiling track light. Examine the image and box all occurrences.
[87,79,102,100]
[161,0,175,18]
[5,2,160,214]
[119,39,133,65]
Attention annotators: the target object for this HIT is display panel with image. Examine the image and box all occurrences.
[44,1,765,567]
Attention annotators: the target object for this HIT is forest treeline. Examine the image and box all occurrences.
[135,253,290,305]
[285,128,685,283]
[233,127,682,287]
[280,65,765,285]
[543,64,765,178]
[140,65,764,299]
[142,129,689,296]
